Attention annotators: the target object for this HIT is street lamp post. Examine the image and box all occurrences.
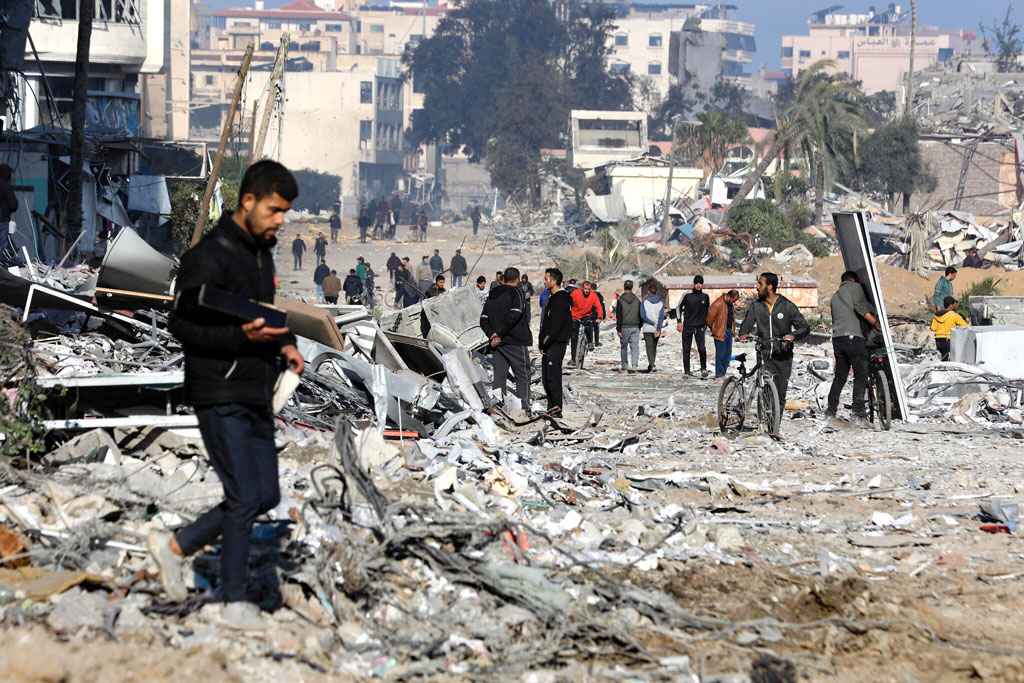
[660,115,681,246]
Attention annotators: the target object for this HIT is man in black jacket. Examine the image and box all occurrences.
[0,164,18,266]
[313,259,330,302]
[481,267,533,412]
[154,161,303,630]
[539,267,572,415]
[676,275,710,377]
[343,268,363,304]
[738,272,810,410]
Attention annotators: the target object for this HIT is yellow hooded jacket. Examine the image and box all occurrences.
[930,310,969,339]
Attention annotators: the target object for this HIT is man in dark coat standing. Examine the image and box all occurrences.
[291,234,306,270]
[153,161,303,630]
[481,267,533,413]
[538,267,572,415]
[676,275,711,377]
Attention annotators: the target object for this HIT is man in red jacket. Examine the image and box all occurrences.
[570,281,603,366]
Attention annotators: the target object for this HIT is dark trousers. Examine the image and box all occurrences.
[472,221,479,235]
[493,344,531,410]
[714,330,733,378]
[570,319,594,364]
[175,403,280,603]
[681,326,707,373]
[331,227,339,241]
[765,358,793,409]
[541,342,566,412]
[325,295,338,304]
[828,335,868,416]
[293,252,302,269]
[936,337,950,361]
[644,332,660,369]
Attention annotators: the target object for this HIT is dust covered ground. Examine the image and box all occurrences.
[3,220,1023,681]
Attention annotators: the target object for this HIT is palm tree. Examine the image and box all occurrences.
[730,60,865,224]
[679,110,750,181]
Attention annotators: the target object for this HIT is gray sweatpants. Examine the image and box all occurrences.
[493,344,532,410]
[619,327,639,369]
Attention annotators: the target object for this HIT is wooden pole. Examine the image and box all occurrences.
[67,0,95,256]
[253,35,289,161]
[190,42,254,247]
[905,0,916,116]
[660,116,680,246]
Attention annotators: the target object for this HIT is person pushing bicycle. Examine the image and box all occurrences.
[737,272,810,414]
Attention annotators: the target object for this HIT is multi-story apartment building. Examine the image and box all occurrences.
[354,6,445,55]
[10,0,167,135]
[781,4,980,95]
[607,4,755,108]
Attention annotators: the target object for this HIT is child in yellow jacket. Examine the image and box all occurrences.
[930,296,969,361]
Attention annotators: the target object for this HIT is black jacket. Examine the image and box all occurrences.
[343,274,363,298]
[450,254,468,276]
[313,263,330,285]
[168,214,294,408]
[539,289,572,349]
[678,290,710,328]
[481,284,533,346]
[0,174,17,223]
[429,254,444,274]
[737,294,810,361]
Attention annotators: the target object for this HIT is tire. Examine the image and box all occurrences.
[718,376,745,434]
[868,368,892,430]
[575,330,588,369]
[756,379,781,436]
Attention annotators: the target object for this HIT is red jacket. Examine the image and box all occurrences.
[570,289,603,321]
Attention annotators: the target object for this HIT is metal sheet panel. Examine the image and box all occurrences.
[832,211,910,420]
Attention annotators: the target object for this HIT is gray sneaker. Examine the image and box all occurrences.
[213,602,271,631]
[147,529,187,603]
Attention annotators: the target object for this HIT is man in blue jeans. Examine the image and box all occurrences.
[151,160,304,630]
[707,289,739,379]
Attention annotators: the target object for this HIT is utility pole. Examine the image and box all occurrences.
[660,115,681,246]
[905,0,916,116]
[252,34,288,161]
[67,0,95,257]
[191,42,254,247]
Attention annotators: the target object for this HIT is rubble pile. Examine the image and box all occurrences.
[911,71,1024,136]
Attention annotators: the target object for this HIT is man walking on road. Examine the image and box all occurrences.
[329,209,341,242]
[707,289,739,379]
[481,267,533,414]
[641,284,665,372]
[933,266,957,314]
[470,206,481,236]
[415,255,433,295]
[154,160,304,629]
[738,272,810,411]
[826,271,880,422]
[386,252,402,284]
[450,248,468,287]
[676,275,710,377]
[291,234,306,270]
[429,249,444,279]
[615,280,642,373]
[357,205,371,244]
[314,233,327,262]
[322,269,342,304]
[539,267,571,415]
[313,258,330,302]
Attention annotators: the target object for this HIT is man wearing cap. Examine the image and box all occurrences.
[676,275,710,377]
[450,249,468,287]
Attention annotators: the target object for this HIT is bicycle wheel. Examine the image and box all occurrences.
[756,379,781,436]
[868,368,892,430]
[575,330,588,369]
[718,376,745,434]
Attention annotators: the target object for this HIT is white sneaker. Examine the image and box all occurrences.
[147,529,187,603]
[212,602,271,631]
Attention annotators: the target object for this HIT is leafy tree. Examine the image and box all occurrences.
[648,84,696,141]
[291,168,342,211]
[854,116,936,213]
[676,110,749,180]
[731,61,866,225]
[404,0,631,199]
[727,198,828,257]
[981,5,1023,72]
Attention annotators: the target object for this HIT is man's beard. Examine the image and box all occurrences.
[245,216,278,248]
[757,291,767,301]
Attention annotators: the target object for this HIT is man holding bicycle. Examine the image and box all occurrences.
[569,281,603,367]
[826,271,880,422]
[737,272,809,411]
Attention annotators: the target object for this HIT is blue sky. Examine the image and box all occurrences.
[204,0,1014,70]
[732,0,1012,70]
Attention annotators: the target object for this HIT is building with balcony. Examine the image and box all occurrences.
[256,57,404,198]
[606,4,755,108]
[568,110,648,171]
[781,4,980,95]
[212,0,356,54]
[11,0,167,136]
[354,7,446,56]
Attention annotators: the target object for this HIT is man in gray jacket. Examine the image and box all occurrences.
[737,272,810,409]
[827,271,880,421]
[615,281,642,372]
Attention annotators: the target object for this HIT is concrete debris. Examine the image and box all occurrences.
[910,70,1024,137]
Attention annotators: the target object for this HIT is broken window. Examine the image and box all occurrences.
[609,62,630,75]
[360,81,372,104]
[359,120,372,149]
[614,34,627,47]
[648,62,661,75]
[649,34,662,47]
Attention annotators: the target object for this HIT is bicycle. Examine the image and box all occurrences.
[717,337,785,437]
[865,345,893,430]
[573,317,597,370]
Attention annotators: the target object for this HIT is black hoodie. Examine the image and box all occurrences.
[480,283,533,346]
